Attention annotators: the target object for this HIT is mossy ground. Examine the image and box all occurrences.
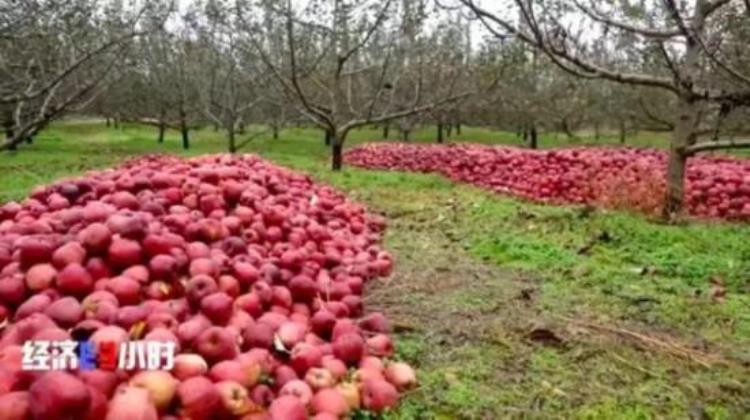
[2,120,749,419]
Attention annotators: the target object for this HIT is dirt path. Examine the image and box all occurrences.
[349,184,750,419]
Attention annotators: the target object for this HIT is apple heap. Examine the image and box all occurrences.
[346,143,750,220]
[0,154,417,419]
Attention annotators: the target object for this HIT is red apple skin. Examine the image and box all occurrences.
[107,276,141,306]
[332,333,365,366]
[200,292,233,325]
[195,327,239,363]
[78,369,120,398]
[172,354,209,381]
[321,356,348,381]
[176,376,223,420]
[361,379,399,412]
[279,380,313,405]
[367,334,394,357]
[44,296,83,328]
[305,367,335,391]
[52,242,87,268]
[209,360,247,384]
[0,275,26,307]
[25,263,57,291]
[107,238,142,268]
[384,362,417,391]
[290,343,323,376]
[129,371,179,412]
[14,294,51,320]
[29,371,92,419]
[84,387,108,420]
[268,395,307,420]
[215,380,255,416]
[105,386,158,420]
[78,223,112,254]
[176,315,211,346]
[311,388,350,416]
[0,391,31,420]
[57,263,94,297]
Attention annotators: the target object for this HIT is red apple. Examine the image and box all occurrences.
[200,292,233,325]
[130,371,179,412]
[279,380,313,405]
[195,327,238,363]
[176,376,222,420]
[25,263,57,291]
[332,333,365,366]
[361,379,399,412]
[105,386,158,420]
[311,388,349,416]
[172,354,208,381]
[268,395,307,420]
[57,263,94,297]
[29,371,92,419]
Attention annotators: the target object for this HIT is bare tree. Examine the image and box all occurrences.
[237,0,474,170]
[0,0,158,151]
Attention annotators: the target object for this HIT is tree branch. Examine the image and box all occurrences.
[685,139,750,154]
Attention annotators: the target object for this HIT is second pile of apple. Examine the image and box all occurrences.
[0,154,415,419]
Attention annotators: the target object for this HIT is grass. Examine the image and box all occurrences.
[3,119,750,418]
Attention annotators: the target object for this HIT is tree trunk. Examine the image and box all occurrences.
[663,96,699,219]
[522,125,529,141]
[331,136,343,171]
[446,124,453,138]
[324,129,332,146]
[213,123,219,132]
[456,123,462,135]
[158,108,166,143]
[25,136,32,144]
[273,124,279,140]
[228,128,236,153]
[594,122,601,140]
[180,112,189,150]
[106,117,111,127]
[402,130,410,142]
[437,123,444,143]
[529,125,538,149]
[113,117,119,130]
[383,124,389,139]
[619,121,626,144]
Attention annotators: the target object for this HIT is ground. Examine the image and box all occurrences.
[2,120,750,419]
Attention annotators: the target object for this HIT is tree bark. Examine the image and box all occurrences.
[180,111,189,150]
[273,124,279,140]
[113,117,119,130]
[228,127,236,153]
[331,136,343,171]
[663,96,699,219]
[402,129,410,142]
[383,124,389,139]
[594,122,601,140]
[324,129,332,146]
[105,117,111,127]
[446,124,453,138]
[456,122,462,135]
[25,136,32,145]
[437,123,444,143]
[619,120,626,144]
[529,125,538,149]
[158,108,166,143]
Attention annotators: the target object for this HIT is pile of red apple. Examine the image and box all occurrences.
[346,144,750,220]
[0,154,417,419]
